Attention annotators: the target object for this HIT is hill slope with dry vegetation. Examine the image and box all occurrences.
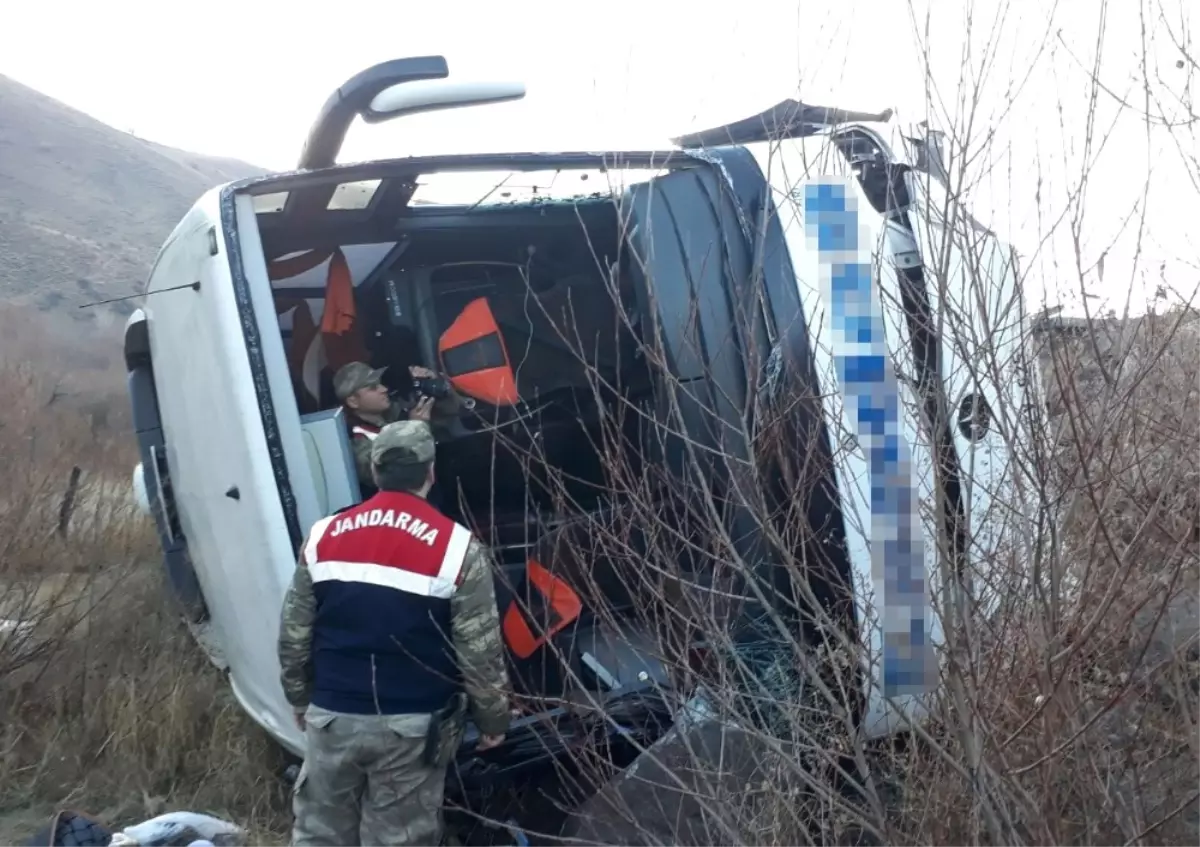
[0,75,288,832]
[0,73,268,323]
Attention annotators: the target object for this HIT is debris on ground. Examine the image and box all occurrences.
[24,809,245,847]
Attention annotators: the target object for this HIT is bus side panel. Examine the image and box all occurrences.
[904,174,1031,615]
[228,192,323,546]
[750,137,941,738]
[144,193,303,753]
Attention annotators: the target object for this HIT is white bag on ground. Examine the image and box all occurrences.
[110,812,245,846]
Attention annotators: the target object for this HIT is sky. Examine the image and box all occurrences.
[2,0,1196,317]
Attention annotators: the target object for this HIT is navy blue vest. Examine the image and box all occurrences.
[304,490,473,715]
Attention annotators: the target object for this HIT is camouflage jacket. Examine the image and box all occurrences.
[277,531,512,736]
[347,391,461,490]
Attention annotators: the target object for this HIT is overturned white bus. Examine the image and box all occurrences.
[124,55,1034,842]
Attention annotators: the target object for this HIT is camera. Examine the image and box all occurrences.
[411,374,452,400]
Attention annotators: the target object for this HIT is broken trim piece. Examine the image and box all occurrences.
[672,98,894,148]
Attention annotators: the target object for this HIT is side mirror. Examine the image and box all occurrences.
[363,79,526,124]
[298,56,526,170]
[299,56,448,170]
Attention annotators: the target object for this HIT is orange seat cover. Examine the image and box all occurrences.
[501,559,584,660]
[438,297,519,406]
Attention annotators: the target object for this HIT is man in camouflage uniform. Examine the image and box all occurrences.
[333,361,462,496]
[278,419,511,847]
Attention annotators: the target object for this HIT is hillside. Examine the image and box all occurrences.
[0,74,270,323]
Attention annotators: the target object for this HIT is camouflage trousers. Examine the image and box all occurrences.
[291,704,447,847]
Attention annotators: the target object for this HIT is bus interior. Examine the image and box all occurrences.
[248,156,705,703]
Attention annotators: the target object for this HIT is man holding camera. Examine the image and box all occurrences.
[333,361,461,498]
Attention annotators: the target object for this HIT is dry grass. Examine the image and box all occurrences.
[876,307,1200,845]
[7,219,1200,844]
[0,319,292,845]
[3,256,1196,845]
[2,240,1197,846]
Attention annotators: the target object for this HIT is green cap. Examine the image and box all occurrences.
[371,420,436,468]
[333,361,387,402]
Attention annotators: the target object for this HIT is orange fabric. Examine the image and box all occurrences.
[448,364,518,407]
[501,558,584,660]
[440,296,502,348]
[322,330,369,372]
[269,252,327,410]
[289,303,322,409]
[502,603,539,660]
[437,297,519,406]
[527,558,583,625]
[318,248,369,370]
[319,249,356,336]
[270,248,325,386]
[446,362,511,405]
[269,246,368,398]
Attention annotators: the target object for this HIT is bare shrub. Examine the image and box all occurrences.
[445,127,1198,847]
[472,282,1198,847]
[0,325,291,844]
